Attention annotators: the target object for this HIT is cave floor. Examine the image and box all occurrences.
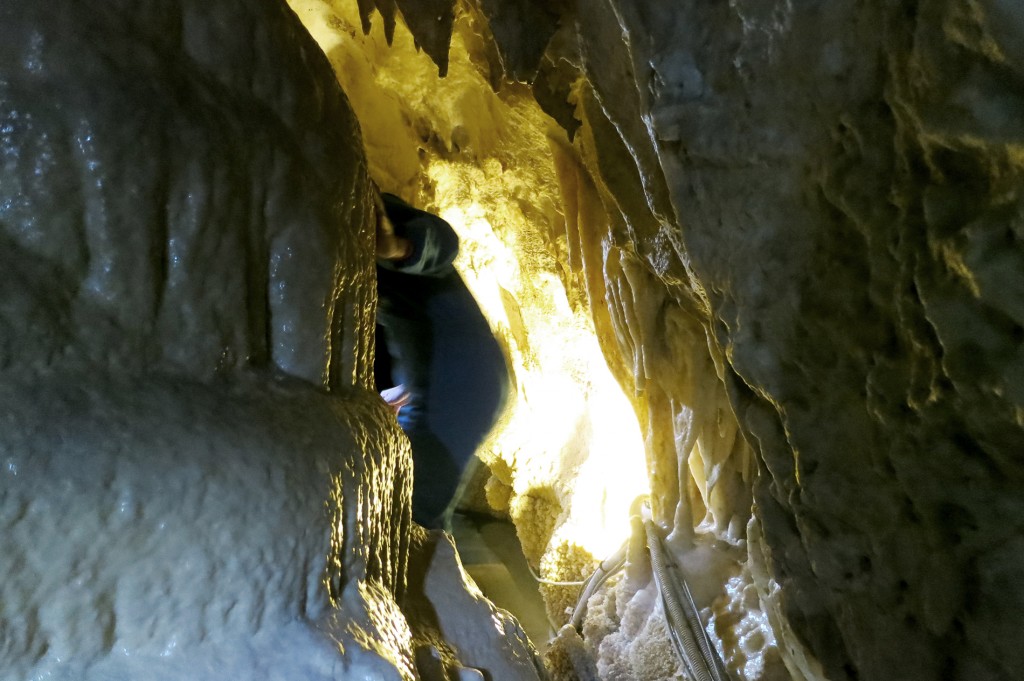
[450,514,553,653]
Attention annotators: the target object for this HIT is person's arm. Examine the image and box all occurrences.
[376,193,459,277]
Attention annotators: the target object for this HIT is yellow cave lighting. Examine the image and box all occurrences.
[429,163,649,563]
[290,0,649,568]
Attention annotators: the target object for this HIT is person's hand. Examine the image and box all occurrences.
[374,191,412,261]
[380,384,411,415]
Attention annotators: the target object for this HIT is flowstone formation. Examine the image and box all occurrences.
[5,0,1022,678]
[300,1,1024,680]
[0,0,413,677]
[558,2,1024,679]
[291,1,776,679]
[1,2,540,680]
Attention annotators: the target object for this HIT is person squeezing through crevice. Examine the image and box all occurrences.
[373,188,510,530]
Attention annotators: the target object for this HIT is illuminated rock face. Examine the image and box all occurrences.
[0,0,376,389]
[560,1,1024,680]
[0,1,416,678]
[5,0,1023,679]
[0,370,413,680]
[298,1,1024,680]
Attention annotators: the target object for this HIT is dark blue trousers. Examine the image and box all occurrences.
[377,268,509,527]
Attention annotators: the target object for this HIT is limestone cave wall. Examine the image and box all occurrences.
[1,2,544,679]
[0,2,415,678]
[2,0,1022,680]
[560,2,1024,679]
[318,1,1024,680]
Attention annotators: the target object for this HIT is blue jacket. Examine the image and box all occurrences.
[374,194,509,525]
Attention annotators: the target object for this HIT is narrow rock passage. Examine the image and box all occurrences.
[450,513,554,653]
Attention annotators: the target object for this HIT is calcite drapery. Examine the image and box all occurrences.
[1,1,414,678]
[314,1,1024,679]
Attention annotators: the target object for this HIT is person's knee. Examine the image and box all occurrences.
[408,431,460,528]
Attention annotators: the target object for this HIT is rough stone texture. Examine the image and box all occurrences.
[554,0,1024,679]
[293,1,782,678]
[475,0,562,83]
[291,0,653,590]
[0,0,377,390]
[0,369,413,680]
[281,0,1024,677]
[0,0,415,678]
[9,0,1020,678]
[403,526,545,680]
[355,0,456,76]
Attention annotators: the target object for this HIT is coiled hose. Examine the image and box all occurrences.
[565,506,730,681]
[643,515,729,681]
